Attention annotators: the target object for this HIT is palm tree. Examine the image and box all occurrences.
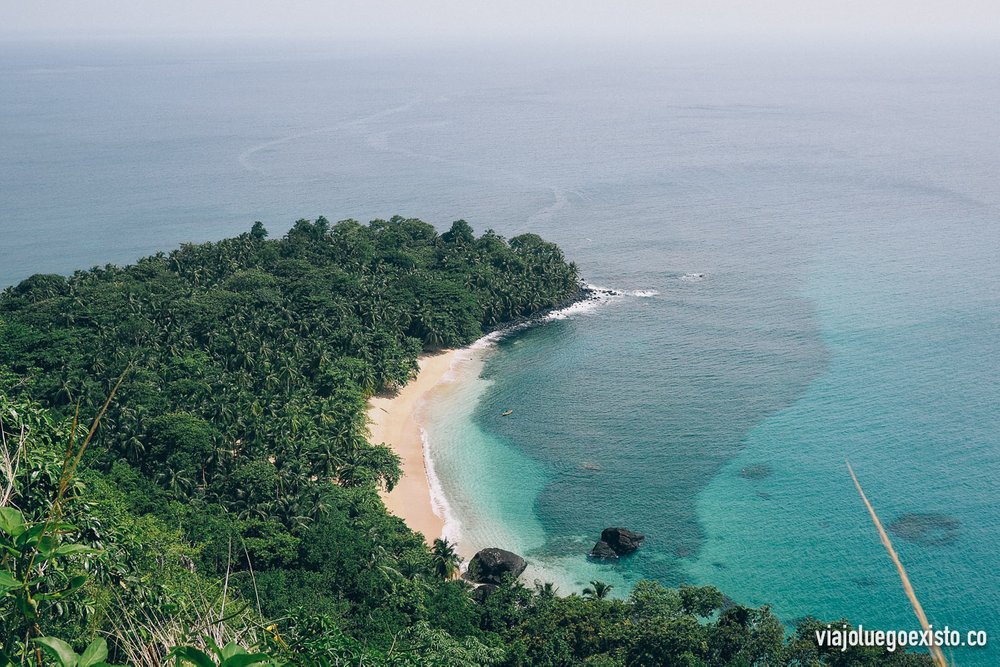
[159,467,195,500]
[534,581,559,600]
[583,580,613,600]
[431,538,462,580]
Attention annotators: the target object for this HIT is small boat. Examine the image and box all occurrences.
[500,409,513,417]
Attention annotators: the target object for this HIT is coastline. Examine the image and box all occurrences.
[368,285,618,553]
[369,350,458,545]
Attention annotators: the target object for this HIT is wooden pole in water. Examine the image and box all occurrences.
[846,461,948,667]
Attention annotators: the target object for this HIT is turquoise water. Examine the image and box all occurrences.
[3,40,998,663]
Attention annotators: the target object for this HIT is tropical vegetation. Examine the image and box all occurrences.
[0,217,930,665]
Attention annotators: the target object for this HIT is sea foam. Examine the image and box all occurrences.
[420,426,463,544]
[424,282,653,549]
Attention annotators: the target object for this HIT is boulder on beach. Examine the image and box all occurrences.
[466,548,527,585]
[588,540,619,561]
[601,527,645,555]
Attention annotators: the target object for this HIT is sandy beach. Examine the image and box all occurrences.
[368,350,458,545]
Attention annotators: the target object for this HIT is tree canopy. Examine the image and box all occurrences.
[0,218,929,665]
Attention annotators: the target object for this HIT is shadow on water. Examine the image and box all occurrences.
[469,280,828,586]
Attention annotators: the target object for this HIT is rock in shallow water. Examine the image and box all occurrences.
[601,527,645,554]
[466,548,527,585]
[589,540,619,560]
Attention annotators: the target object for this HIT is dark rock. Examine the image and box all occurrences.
[588,540,619,560]
[466,548,527,585]
[601,527,645,555]
[470,583,498,603]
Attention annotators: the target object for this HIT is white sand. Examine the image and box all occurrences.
[368,350,458,545]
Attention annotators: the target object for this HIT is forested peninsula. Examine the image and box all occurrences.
[0,217,928,665]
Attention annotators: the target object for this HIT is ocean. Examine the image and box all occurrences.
[2,38,998,664]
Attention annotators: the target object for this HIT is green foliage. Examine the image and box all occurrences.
[583,580,614,600]
[0,217,579,529]
[145,413,219,489]
[0,397,105,663]
[0,505,91,624]
[0,219,932,665]
[469,577,933,666]
[441,219,475,246]
[431,537,462,580]
[679,583,725,617]
[170,639,278,667]
[33,637,122,667]
[0,217,582,662]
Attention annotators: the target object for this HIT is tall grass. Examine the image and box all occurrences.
[106,588,261,667]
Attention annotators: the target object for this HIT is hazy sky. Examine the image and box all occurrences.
[4,0,999,41]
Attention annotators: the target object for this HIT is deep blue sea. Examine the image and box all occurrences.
[2,39,998,664]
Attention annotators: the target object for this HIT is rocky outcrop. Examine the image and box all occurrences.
[466,548,527,585]
[588,540,619,560]
[600,527,645,555]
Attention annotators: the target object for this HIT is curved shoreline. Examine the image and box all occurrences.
[369,350,458,545]
[368,286,626,550]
